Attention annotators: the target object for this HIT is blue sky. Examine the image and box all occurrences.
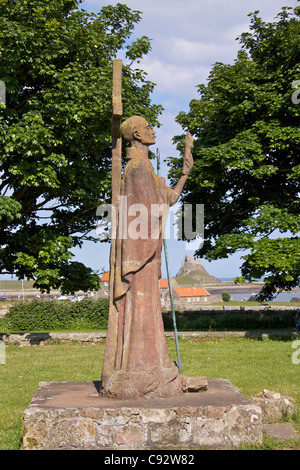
[70,0,298,280]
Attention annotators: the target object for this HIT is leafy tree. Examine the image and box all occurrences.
[0,0,162,293]
[170,6,300,300]
[221,292,231,302]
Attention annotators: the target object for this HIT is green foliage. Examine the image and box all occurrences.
[0,0,162,293]
[221,291,231,302]
[162,309,295,331]
[170,7,300,300]
[0,196,22,225]
[2,301,295,333]
[4,298,109,331]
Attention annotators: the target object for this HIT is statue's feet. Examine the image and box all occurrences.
[101,363,182,399]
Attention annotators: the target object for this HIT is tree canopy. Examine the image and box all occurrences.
[0,0,162,293]
[169,6,300,300]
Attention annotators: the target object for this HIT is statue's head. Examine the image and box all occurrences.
[121,116,156,146]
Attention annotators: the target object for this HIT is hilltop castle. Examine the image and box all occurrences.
[175,256,221,284]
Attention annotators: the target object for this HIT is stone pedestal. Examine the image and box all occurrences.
[22,379,262,450]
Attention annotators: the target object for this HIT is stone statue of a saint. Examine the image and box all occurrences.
[101,116,193,399]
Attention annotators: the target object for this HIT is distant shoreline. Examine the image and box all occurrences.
[0,279,299,301]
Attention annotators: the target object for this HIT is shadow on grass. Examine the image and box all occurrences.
[244,330,299,341]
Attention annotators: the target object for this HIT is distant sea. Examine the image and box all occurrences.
[218,278,299,302]
[232,292,300,302]
[219,277,264,282]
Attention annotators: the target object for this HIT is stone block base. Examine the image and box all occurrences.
[22,379,262,450]
[252,393,297,423]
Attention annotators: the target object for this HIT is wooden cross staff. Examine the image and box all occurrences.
[109,59,123,311]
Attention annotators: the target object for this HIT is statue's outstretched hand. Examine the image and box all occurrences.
[182,132,194,175]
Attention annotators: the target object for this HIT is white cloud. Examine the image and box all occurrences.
[84,0,297,111]
[79,0,298,275]
[166,37,237,64]
[85,0,295,39]
[138,55,209,97]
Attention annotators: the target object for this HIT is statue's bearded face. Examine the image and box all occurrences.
[134,119,156,146]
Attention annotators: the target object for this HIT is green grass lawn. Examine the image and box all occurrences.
[0,336,299,450]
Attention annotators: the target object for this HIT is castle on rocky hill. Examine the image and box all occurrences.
[175,255,221,285]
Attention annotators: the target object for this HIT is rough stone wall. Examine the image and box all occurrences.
[22,380,263,450]
[1,329,297,347]
[22,402,262,450]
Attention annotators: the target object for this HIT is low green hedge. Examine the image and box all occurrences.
[3,298,109,332]
[162,309,296,331]
[0,300,296,332]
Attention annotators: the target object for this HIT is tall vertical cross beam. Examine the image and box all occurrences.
[111,59,123,238]
[107,59,123,360]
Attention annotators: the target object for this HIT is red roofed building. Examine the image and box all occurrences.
[174,287,210,298]
[159,279,169,289]
[99,272,215,306]
[159,280,211,308]
[99,272,110,296]
[100,272,110,282]
[171,286,210,306]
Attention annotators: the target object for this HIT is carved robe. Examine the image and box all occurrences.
[101,147,182,398]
